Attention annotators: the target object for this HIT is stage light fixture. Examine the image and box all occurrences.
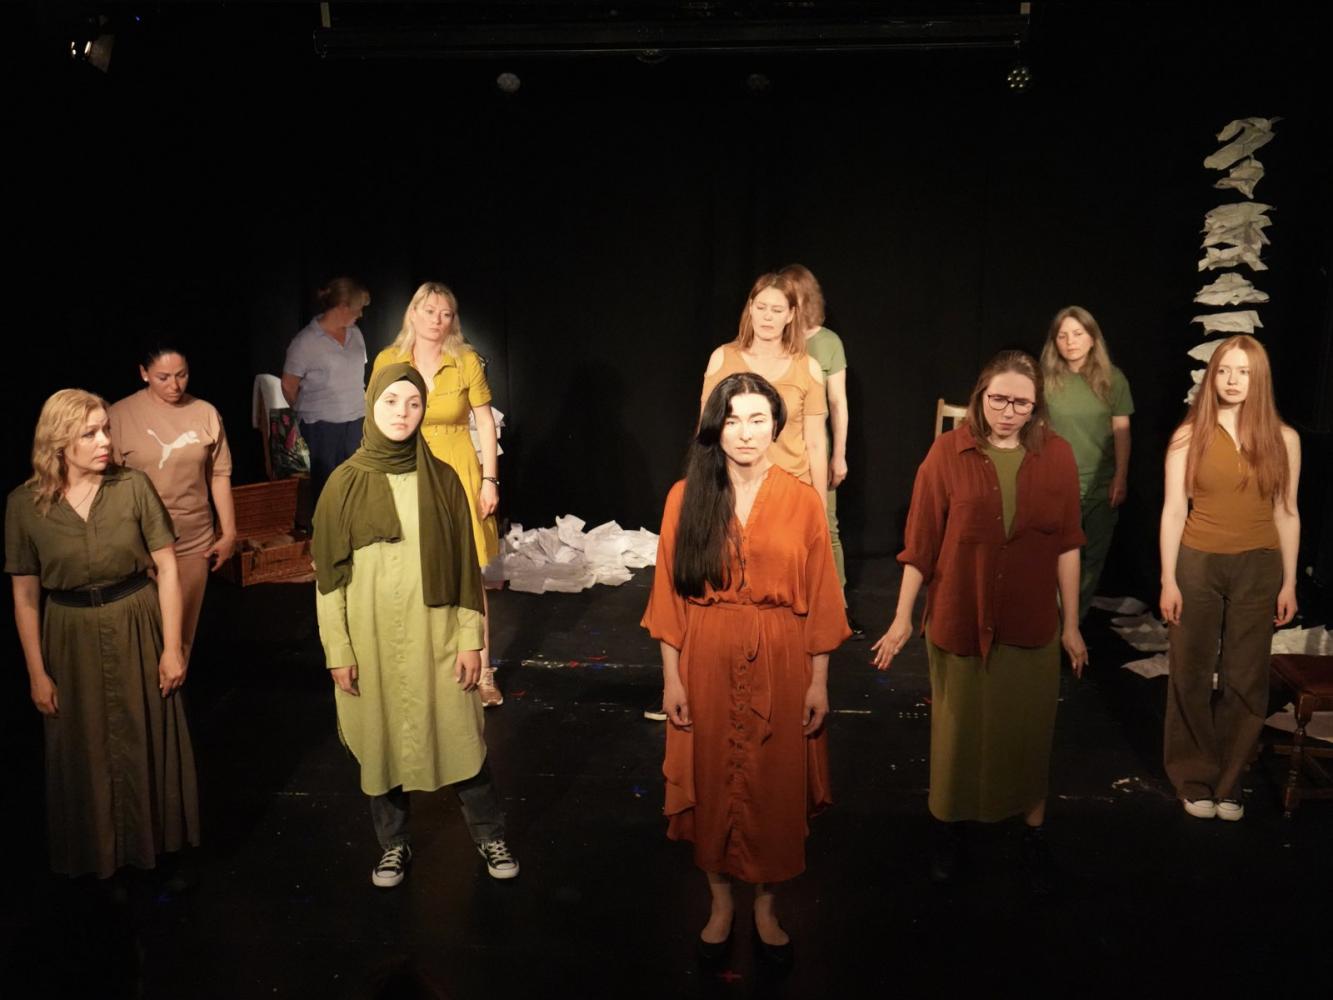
[1007,61,1032,92]
[496,71,521,94]
[68,17,114,73]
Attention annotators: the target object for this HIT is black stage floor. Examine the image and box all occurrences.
[3,558,1331,999]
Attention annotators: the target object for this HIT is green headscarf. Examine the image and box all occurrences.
[312,363,483,613]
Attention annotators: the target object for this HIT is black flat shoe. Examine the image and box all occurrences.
[696,919,734,965]
[752,915,794,971]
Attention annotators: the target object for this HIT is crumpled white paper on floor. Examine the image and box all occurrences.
[1203,117,1279,171]
[493,515,658,594]
[1191,310,1263,334]
[1194,272,1268,306]
[1214,157,1264,199]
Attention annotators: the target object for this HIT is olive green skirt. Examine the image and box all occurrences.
[926,632,1060,823]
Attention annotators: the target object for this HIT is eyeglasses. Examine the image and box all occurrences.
[985,393,1035,415]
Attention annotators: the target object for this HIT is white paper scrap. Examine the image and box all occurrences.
[1214,157,1264,199]
[1091,595,1149,614]
[1188,339,1227,363]
[1122,654,1169,679]
[495,514,658,594]
[1198,245,1268,272]
[1190,311,1263,334]
[1194,272,1268,306]
[1204,117,1279,171]
[1265,704,1333,745]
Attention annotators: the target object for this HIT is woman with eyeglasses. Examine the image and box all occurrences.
[1040,306,1134,620]
[871,351,1086,894]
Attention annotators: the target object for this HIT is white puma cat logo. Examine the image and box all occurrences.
[146,429,201,468]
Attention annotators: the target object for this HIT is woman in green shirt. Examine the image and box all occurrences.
[1040,306,1134,620]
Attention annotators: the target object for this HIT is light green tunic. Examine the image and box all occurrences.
[316,472,486,796]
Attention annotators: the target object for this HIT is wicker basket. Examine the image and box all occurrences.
[217,479,313,586]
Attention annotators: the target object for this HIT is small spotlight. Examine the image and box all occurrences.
[496,71,521,95]
[1006,63,1032,93]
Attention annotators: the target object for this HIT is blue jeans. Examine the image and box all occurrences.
[300,418,362,504]
[370,760,506,848]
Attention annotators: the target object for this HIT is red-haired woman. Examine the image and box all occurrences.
[872,351,1087,894]
[1160,335,1301,822]
[701,272,828,501]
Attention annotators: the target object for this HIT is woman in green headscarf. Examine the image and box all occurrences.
[313,363,519,889]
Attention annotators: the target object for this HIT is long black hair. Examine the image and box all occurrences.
[673,373,787,597]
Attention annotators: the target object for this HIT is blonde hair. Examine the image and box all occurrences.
[735,272,806,358]
[390,282,468,359]
[26,389,110,515]
[1041,305,1114,403]
[778,263,826,329]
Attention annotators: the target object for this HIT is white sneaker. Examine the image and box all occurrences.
[1183,798,1217,820]
[477,838,520,879]
[1215,798,1245,821]
[372,843,411,887]
[478,666,504,708]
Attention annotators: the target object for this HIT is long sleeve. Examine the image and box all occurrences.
[802,492,851,654]
[898,437,951,583]
[641,481,689,649]
[316,584,356,668]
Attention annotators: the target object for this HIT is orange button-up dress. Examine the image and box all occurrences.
[642,468,850,883]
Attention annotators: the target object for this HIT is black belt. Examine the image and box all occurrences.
[48,573,151,608]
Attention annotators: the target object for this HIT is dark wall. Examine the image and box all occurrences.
[10,3,1333,595]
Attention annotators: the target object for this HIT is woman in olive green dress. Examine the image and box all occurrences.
[313,364,518,889]
[6,388,197,878]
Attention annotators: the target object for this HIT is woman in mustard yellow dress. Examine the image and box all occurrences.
[373,282,504,705]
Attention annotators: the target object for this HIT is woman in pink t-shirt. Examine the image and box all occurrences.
[110,347,237,665]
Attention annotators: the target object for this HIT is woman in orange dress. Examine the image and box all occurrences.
[642,373,849,969]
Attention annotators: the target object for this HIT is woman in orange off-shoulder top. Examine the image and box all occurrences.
[642,373,849,970]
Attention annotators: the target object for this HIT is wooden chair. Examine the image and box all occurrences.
[1268,654,1333,817]
[934,398,967,439]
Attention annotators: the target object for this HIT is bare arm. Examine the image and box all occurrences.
[871,564,925,669]
[150,545,187,695]
[826,369,849,488]
[1159,429,1191,625]
[472,403,500,518]
[12,575,57,715]
[1110,415,1131,507]
[1273,427,1302,626]
[206,475,237,570]
[1058,548,1088,676]
[804,412,829,511]
[280,373,302,408]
